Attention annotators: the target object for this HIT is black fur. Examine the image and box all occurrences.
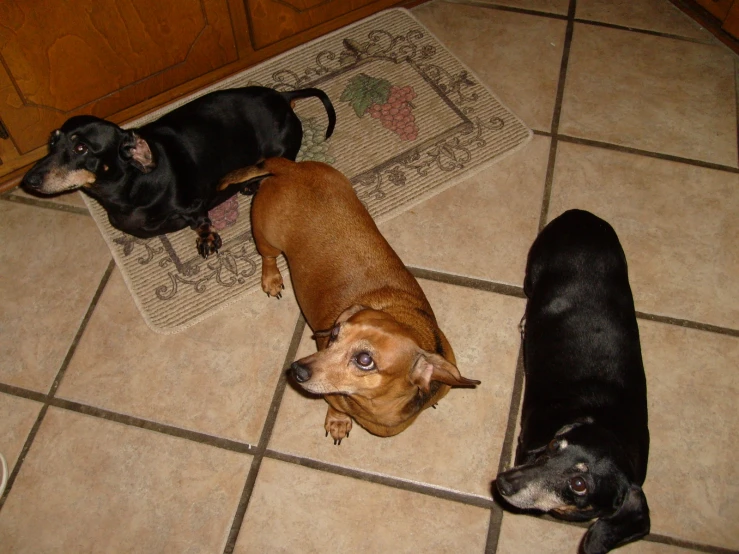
[22,86,336,258]
[495,209,650,554]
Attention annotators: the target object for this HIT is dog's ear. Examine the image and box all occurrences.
[120,131,155,173]
[581,484,650,554]
[409,352,481,393]
[335,304,369,325]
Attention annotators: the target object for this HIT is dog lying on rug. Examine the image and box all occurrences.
[495,209,650,554]
[22,86,336,258]
[219,158,480,443]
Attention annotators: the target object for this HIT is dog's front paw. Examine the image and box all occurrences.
[196,229,222,259]
[325,410,353,445]
[261,262,284,299]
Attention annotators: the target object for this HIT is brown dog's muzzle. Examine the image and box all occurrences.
[290,361,312,383]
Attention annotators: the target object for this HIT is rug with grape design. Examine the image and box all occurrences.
[83,8,532,333]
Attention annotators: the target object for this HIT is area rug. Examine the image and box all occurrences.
[83,8,532,334]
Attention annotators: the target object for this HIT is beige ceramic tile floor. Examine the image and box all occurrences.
[1,1,737,552]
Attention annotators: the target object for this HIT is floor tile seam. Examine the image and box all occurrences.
[47,259,115,398]
[442,0,568,20]
[0,383,47,404]
[485,346,525,554]
[556,135,739,174]
[0,403,51,511]
[260,448,739,554]
[574,18,716,45]
[0,259,114,510]
[46,397,257,454]
[484,508,505,554]
[0,193,90,216]
[263,449,498,510]
[495,347,525,477]
[533,513,739,553]
[635,311,739,338]
[222,315,306,554]
[537,0,575,232]
[536,130,739,174]
[444,0,718,46]
[408,267,739,337]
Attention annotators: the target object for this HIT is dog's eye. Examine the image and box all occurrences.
[49,130,61,146]
[569,476,588,495]
[354,352,375,371]
[330,325,340,341]
[548,439,559,452]
[74,143,88,155]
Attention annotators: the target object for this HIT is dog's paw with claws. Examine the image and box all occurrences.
[325,410,353,445]
[263,280,284,299]
[259,256,284,298]
[195,227,222,259]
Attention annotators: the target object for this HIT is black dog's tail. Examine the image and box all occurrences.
[281,88,337,139]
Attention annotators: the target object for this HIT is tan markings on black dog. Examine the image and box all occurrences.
[43,168,96,194]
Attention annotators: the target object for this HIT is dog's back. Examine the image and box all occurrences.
[250,158,426,330]
[496,210,650,553]
[521,209,648,477]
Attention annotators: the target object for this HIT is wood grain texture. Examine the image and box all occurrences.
[693,0,734,21]
[722,1,739,37]
[0,0,237,153]
[246,0,384,49]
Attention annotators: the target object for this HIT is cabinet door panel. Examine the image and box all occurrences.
[694,0,734,21]
[246,0,379,49]
[0,0,237,154]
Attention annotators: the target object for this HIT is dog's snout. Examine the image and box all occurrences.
[23,171,42,189]
[496,472,523,497]
[291,361,312,383]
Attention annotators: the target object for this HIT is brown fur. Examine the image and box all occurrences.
[249,158,480,441]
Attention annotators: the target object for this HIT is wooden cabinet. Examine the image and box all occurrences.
[0,0,416,188]
[246,0,381,49]
[694,0,735,20]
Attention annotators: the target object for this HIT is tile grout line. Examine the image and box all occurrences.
[264,450,497,509]
[537,0,576,233]
[0,193,90,216]
[0,259,114,511]
[407,271,739,338]
[557,134,739,173]
[222,315,306,554]
[574,17,714,44]
[444,0,716,45]
[533,511,739,554]
[635,311,739,338]
[484,346,526,554]
[533,129,739,174]
[48,398,257,455]
[488,0,579,548]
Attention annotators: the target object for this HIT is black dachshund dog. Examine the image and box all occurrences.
[22,86,336,258]
[495,209,650,554]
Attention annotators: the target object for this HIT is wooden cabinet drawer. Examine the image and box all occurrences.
[694,0,734,21]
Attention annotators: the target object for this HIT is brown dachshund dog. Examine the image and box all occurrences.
[222,158,480,443]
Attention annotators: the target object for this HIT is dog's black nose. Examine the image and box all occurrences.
[22,172,42,189]
[291,361,312,383]
[496,475,516,497]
